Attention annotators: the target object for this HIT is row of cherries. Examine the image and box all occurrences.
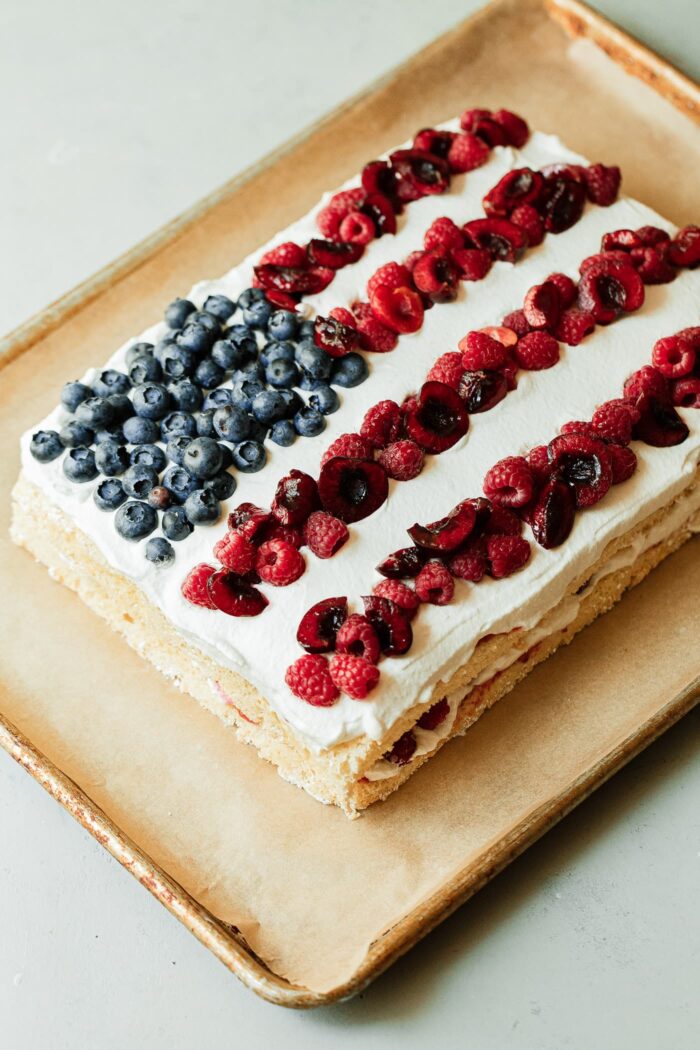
[283,324,699,737]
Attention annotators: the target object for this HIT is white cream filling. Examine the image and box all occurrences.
[19,120,700,755]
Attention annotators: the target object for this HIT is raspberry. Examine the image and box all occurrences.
[637,225,671,247]
[370,284,424,334]
[502,308,532,338]
[559,420,598,438]
[329,306,356,326]
[668,225,700,268]
[303,510,349,559]
[212,531,256,574]
[335,614,381,664]
[259,241,307,268]
[359,399,401,448]
[356,313,398,353]
[181,563,217,609]
[591,399,639,444]
[260,523,304,549]
[372,579,420,619]
[483,168,544,217]
[459,330,509,371]
[378,439,424,481]
[483,456,534,508]
[417,697,451,731]
[207,571,269,616]
[384,730,417,766]
[546,272,577,308]
[424,216,464,252]
[480,325,519,347]
[509,204,544,247]
[362,595,413,655]
[608,444,638,484]
[492,109,529,148]
[671,377,700,409]
[450,247,492,281]
[321,432,374,467]
[486,535,531,578]
[256,539,305,586]
[583,163,621,206]
[514,331,560,370]
[296,597,347,653]
[426,351,464,389]
[318,456,389,523]
[271,469,320,525]
[623,365,668,401]
[285,654,339,707]
[523,281,561,330]
[339,210,375,245]
[631,246,676,284]
[547,433,613,507]
[412,251,460,303]
[409,501,477,553]
[678,326,700,350]
[485,505,523,536]
[404,381,469,452]
[554,307,596,346]
[447,539,487,582]
[446,131,489,173]
[527,444,550,485]
[316,188,366,239]
[462,217,528,262]
[415,561,455,605]
[651,334,695,378]
[329,653,380,699]
[308,239,363,270]
[313,315,361,357]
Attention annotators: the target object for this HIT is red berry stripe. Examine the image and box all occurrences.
[284,325,699,721]
[250,107,531,309]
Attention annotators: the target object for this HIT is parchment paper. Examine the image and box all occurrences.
[1,0,699,995]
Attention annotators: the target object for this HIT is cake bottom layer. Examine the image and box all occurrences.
[11,472,700,816]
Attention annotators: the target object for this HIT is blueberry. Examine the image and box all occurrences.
[279,389,304,417]
[125,341,155,368]
[162,505,193,542]
[93,369,131,397]
[232,440,266,473]
[266,358,300,389]
[230,379,264,412]
[30,429,64,463]
[160,410,197,439]
[95,442,129,476]
[299,319,315,339]
[309,383,340,415]
[129,355,162,385]
[63,446,98,482]
[187,310,221,337]
[267,309,298,341]
[132,384,171,421]
[203,387,232,411]
[168,379,203,413]
[164,298,196,330]
[130,443,166,472]
[295,341,332,380]
[213,404,250,442]
[236,358,265,381]
[294,406,326,437]
[261,340,294,365]
[123,416,160,444]
[145,536,175,566]
[227,324,258,356]
[59,420,94,448]
[147,485,172,510]
[162,465,200,503]
[237,287,266,310]
[94,478,126,511]
[241,297,271,329]
[177,323,214,355]
[182,436,224,479]
[194,357,225,389]
[184,488,221,525]
[154,335,177,366]
[269,420,296,447]
[331,352,368,388]
[76,396,116,428]
[217,442,234,469]
[211,338,244,372]
[161,344,196,379]
[94,424,126,445]
[166,435,193,466]
[123,464,159,499]
[251,389,287,425]
[203,293,236,322]
[108,394,134,422]
[298,373,319,391]
[60,381,92,413]
[115,500,157,541]
[204,470,237,500]
[195,409,216,438]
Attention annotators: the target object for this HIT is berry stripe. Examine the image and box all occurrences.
[285,324,699,717]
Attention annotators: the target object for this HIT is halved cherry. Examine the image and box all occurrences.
[482,168,544,217]
[307,238,364,269]
[362,595,413,656]
[408,500,477,552]
[389,149,451,196]
[296,597,348,653]
[207,571,269,617]
[313,315,363,357]
[318,456,389,523]
[529,478,577,549]
[462,218,528,262]
[404,381,469,452]
[376,546,427,579]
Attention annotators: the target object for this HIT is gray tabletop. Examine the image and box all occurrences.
[1,2,699,1047]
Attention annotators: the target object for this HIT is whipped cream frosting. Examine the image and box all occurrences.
[20,123,700,755]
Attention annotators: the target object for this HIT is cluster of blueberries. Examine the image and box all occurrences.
[29,288,369,565]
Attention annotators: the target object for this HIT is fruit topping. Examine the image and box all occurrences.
[302,511,349,559]
[307,238,364,269]
[207,570,269,616]
[389,149,451,196]
[372,579,420,619]
[369,284,425,334]
[540,175,586,233]
[513,331,560,370]
[377,439,425,481]
[529,478,577,549]
[483,168,543,217]
[583,163,621,206]
[462,217,527,262]
[483,456,535,508]
[181,563,217,608]
[411,251,461,303]
[404,381,469,451]
[577,258,645,323]
[329,653,380,699]
[321,432,375,466]
[668,225,700,268]
[271,469,320,525]
[523,281,561,330]
[285,654,339,707]
[651,334,696,378]
[459,330,510,371]
[362,595,413,655]
[255,539,305,586]
[213,531,257,574]
[486,535,531,578]
[415,561,455,605]
[458,370,508,413]
[313,315,362,357]
[296,597,348,653]
[632,394,689,447]
[335,615,381,665]
[547,433,612,507]
[376,546,427,579]
[318,456,389,523]
[360,399,402,448]
[408,500,477,552]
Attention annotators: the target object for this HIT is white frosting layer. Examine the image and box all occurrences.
[20,124,700,755]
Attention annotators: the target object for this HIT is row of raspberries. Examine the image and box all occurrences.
[251,107,530,309]
[285,326,699,715]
